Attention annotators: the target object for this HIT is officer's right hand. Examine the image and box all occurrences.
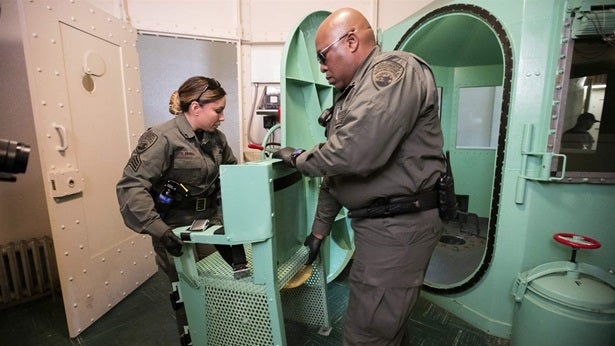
[304,233,323,265]
[161,229,183,257]
[272,147,296,167]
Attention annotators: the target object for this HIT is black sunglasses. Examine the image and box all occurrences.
[317,31,352,65]
[193,78,221,104]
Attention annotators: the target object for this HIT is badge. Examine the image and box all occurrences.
[372,60,404,89]
[136,131,158,153]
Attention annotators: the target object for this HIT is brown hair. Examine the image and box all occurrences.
[168,90,182,115]
[172,76,227,114]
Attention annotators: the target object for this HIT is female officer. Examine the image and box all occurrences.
[116,76,239,343]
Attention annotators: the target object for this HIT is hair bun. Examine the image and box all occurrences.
[169,90,182,115]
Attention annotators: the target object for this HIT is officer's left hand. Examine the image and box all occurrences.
[272,147,296,167]
[304,233,323,265]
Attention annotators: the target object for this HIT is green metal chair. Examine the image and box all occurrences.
[173,159,331,345]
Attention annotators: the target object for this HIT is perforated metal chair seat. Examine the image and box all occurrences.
[194,244,308,289]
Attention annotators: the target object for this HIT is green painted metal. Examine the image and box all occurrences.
[173,160,332,345]
[376,0,615,340]
[511,260,615,345]
[280,10,355,283]
[278,0,615,341]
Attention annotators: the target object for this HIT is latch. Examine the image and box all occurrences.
[515,124,567,204]
[48,168,84,199]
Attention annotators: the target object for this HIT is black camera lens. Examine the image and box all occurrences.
[0,139,31,174]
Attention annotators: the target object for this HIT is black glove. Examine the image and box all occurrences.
[272,147,295,167]
[304,233,323,265]
[160,229,183,257]
[272,147,305,168]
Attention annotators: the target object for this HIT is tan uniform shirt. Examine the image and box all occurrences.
[296,47,445,237]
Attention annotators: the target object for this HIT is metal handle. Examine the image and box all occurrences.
[52,123,68,152]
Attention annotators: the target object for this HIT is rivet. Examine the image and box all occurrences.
[64,252,69,256]
[90,9,95,14]
[87,294,91,298]
[71,17,76,22]
[102,257,106,262]
[83,269,87,274]
[73,303,78,308]
[120,270,124,275]
[69,277,74,281]
[108,304,112,308]
[144,255,148,259]
[133,261,137,265]
[41,101,47,106]
[117,248,121,253]
[76,220,80,224]
[105,281,109,285]
[58,103,64,108]
[60,225,65,229]
[32,33,38,38]
[54,71,60,76]
[37,67,42,72]
[122,292,126,296]
[79,244,84,249]
[91,26,96,31]
[46,5,52,10]
[51,39,56,44]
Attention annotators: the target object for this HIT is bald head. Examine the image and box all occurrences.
[315,8,376,89]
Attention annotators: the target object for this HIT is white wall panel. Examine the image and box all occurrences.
[377,0,433,30]
[244,0,373,43]
[127,0,240,39]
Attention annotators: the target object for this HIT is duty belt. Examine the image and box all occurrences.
[175,196,215,212]
[347,190,439,219]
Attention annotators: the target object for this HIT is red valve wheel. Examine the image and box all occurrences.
[553,233,601,250]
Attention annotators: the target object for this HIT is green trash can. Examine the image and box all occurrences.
[511,261,615,345]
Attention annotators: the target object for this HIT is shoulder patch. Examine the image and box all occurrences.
[127,153,142,172]
[372,60,404,89]
[136,131,158,153]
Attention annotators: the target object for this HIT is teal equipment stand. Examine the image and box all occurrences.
[173,160,331,345]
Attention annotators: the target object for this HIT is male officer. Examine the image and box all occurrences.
[274,8,447,345]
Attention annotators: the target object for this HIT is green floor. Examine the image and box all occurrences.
[0,264,510,346]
